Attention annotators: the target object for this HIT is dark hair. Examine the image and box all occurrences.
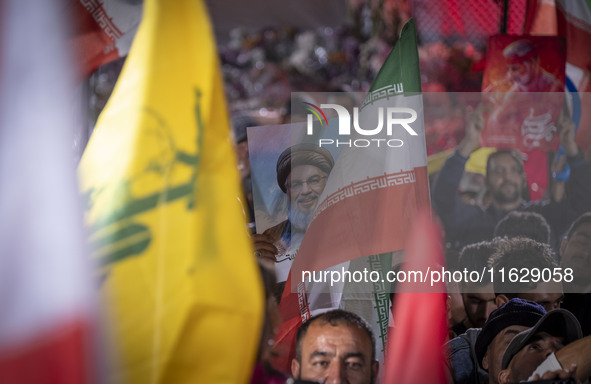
[295,309,376,363]
[489,237,558,295]
[458,241,496,270]
[494,211,551,244]
[458,241,497,287]
[486,150,524,177]
[258,260,277,301]
[565,212,591,240]
[231,114,258,144]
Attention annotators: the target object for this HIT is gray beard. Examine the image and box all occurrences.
[289,207,315,232]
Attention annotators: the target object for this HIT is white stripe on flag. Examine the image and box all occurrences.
[0,0,93,352]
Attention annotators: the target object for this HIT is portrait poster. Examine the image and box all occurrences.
[481,35,566,152]
[247,122,341,282]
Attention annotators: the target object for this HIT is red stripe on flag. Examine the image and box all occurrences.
[0,318,94,384]
[383,212,448,384]
[557,8,591,71]
[290,166,429,281]
[69,0,122,78]
[269,315,300,375]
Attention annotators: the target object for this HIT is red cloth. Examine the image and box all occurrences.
[383,212,449,384]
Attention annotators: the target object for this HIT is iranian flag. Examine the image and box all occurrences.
[272,18,430,374]
[0,1,96,383]
[69,0,143,78]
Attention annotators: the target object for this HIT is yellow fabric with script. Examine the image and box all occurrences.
[78,0,263,383]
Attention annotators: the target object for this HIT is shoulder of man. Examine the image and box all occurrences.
[445,328,481,360]
[445,329,487,384]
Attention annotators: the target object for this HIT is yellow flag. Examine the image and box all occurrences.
[78,1,263,383]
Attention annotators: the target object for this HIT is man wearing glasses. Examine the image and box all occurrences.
[253,143,334,291]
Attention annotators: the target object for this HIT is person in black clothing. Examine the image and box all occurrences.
[452,241,497,337]
[431,105,591,252]
[493,211,551,244]
[560,212,591,336]
[489,237,564,313]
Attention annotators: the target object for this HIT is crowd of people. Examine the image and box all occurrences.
[74,1,591,383]
[233,97,591,383]
[205,4,591,383]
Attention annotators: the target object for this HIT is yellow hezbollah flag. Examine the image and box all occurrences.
[78,0,263,383]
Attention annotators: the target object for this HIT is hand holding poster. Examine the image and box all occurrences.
[481,35,566,151]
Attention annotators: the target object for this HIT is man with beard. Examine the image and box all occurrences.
[431,104,591,252]
[253,143,334,286]
[291,309,379,384]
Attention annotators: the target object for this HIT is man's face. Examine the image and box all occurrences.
[486,154,525,205]
[461,288,497,328]
[560,222,591,288]
[286,164,328,215]
[502,332,565,383]
[507,61,535,87]
[291,322,378,384]
[482,325,529,384]
[516,291,564,312]
[497,283,564,313]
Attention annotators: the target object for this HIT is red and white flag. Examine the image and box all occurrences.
[383,212,448,384]
[70,0,143,78]
[0,1,96,383]
[272,19,430,373]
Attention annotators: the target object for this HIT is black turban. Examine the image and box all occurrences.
[276,143,335,193]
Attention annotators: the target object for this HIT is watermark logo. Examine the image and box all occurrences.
[303,102,328,127]
[304,97,418,148]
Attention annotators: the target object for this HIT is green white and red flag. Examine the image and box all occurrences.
[273,18,431,374]
[0,1,97,383]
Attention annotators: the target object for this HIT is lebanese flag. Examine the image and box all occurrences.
[69,0,143,78]
[383,213,448,384]
[272,19,430,374]
[0,1,96,383]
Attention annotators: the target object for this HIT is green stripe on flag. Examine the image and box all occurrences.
[367,18,421,102]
